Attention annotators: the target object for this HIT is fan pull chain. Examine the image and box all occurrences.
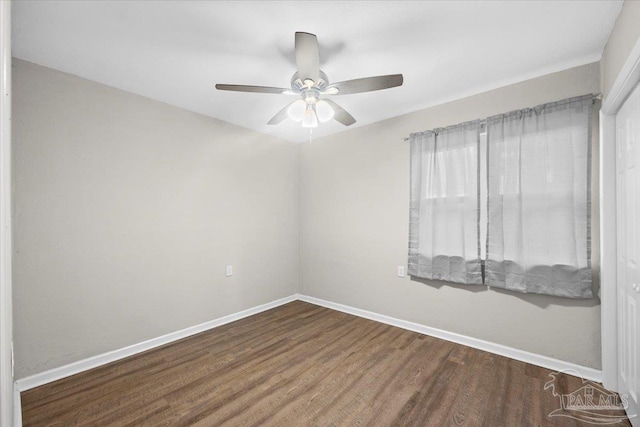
[309,128,313,144]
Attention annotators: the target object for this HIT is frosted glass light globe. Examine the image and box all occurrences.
[316,100,335,123]
[287,100,306,122]
[301,104,318,128]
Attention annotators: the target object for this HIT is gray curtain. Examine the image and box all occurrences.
[408,120,483,285]
[485,95,593,298]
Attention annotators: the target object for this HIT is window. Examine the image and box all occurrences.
[409,94,594,299]
[479,131,487,262]
[408,121,483,286]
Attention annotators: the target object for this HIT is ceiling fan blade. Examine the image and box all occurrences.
[215,84,291,94]
[322,99,356,126]
[326,74,403,95]
[295,32,320,84]
[267,101,296,125]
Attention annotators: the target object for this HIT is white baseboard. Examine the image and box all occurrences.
[297,294,602,383]
[14,295,298,392]
[13,292,602,399]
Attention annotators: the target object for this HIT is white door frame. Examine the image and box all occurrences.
[601,37,640,392]
[0,1,13,426]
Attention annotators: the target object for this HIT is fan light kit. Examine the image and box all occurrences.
[216,32,404,130]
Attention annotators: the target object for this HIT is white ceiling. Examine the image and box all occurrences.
[12,1,622,143]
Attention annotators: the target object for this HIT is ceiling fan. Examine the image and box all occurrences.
[215,32,404,129]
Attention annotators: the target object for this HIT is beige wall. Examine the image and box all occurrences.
[299,62,602,368]
[601,0,640,96]
[12,59,299,379]
[13,56,604,379]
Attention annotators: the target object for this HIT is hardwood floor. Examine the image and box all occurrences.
[21,301,631,426]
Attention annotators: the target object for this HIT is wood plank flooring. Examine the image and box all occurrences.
[21,301,631,426]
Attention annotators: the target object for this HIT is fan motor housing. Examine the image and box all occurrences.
[291,70,329,93]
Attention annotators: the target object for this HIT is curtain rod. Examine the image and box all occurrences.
[402,93,603,141]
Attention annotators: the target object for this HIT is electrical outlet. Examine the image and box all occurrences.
[397,266,405,278]
[226,265,233,277]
